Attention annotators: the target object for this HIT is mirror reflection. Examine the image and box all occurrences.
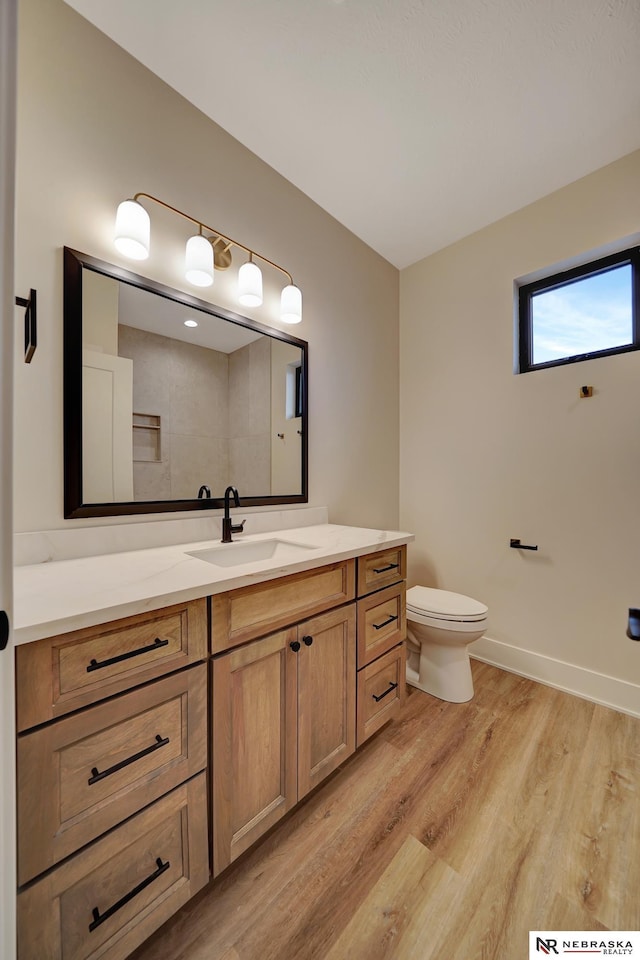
[64,248,308,518]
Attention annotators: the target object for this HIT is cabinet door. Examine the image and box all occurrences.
[356,546,406,597]
[297,605,356,800]
[18,665,207,885]
[17,775,209,960]
[212,628,298,876]
[356,582,406,668]
[16,598,208,731]
[211,561,355,653]
[356,643,406,746]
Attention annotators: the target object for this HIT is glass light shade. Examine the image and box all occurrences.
[280,284,302,324]
[238,260,263,307]
[114,199,150,260]
[185,235,214,287]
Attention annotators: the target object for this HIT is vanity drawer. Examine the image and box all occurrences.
[17,664,207,886]
[211,559,355,652]
[357,582,406,668]
[356,546,406,597]
[356,644,406,746]
[16,598,207,731]
[17,773,209,960]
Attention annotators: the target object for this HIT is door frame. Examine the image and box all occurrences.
[0,0,17,955]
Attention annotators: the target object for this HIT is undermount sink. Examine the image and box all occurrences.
[187,538,319,568]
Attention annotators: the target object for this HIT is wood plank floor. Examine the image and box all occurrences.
[131,662,640,960]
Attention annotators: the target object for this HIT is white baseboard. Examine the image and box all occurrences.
[470,635,640,719]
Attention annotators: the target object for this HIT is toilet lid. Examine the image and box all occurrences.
[406,586,488,622]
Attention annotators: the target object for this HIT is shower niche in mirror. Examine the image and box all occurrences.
[64,247,307,518]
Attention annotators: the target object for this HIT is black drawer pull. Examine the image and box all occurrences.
[372,614,398,631]
[88,734,170,785]
[89,857,170,932]
[290,640,301,653]
[86,637,169,673]
[372,681,398,703]
[372,563,399,574]
[302,635,313,646]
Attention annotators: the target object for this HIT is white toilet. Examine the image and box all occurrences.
[405,585,488,703]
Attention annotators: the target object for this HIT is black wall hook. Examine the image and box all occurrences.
[15,288,37,363]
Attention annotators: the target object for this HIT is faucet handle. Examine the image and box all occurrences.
[231,519,246,535]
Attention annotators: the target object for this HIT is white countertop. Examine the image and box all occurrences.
[13,524,414,645]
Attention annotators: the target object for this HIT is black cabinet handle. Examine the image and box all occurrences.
[89,857,170,932]
[86,637,169,673]
[88,734,170,785]
[372,614,398,631]
[302,635,313,646]
[16,289,37,363]
[0,610,8,652]
[373,563,399,574]
[372,681,398,703]
[290,641,301,652]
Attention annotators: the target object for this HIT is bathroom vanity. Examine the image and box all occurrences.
[13,523,411,960]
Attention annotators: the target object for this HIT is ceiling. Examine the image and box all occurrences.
[64,0,640,269]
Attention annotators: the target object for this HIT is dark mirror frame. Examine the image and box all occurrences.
[63,247,308,519]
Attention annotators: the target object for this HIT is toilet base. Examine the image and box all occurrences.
[405,642,474,703]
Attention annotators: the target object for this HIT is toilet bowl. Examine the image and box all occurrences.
[405,586,488,703]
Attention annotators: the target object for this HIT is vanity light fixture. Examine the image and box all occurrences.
[185,228,214,287]
[237,253,263,307]
[114,199,150,260]
[281,283,303,325]
[114,193,302,323]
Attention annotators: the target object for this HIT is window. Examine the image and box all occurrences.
[517,245,639,373]
[285,360,304,420]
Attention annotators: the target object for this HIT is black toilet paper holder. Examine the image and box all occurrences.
[510,538,538,551]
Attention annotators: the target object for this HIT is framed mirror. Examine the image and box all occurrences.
[63,247,308,518]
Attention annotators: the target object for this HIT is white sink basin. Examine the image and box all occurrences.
[187,538,319,568]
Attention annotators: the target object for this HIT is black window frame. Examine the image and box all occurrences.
[517,245,640,373]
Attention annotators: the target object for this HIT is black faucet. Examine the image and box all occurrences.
[197,485,211,499]
[221,486,245,543]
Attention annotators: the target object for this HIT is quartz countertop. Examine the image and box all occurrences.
[13,523,414,645]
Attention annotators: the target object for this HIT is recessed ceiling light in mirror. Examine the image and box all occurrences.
[184,319,198,328]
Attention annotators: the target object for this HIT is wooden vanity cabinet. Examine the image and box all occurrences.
[15,598,209,960]
[15,544,409,958]
[210,549,408,874]
[355,546,407,746]
[212,604,356,875]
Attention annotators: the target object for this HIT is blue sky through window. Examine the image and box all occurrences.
[531,264,632,366]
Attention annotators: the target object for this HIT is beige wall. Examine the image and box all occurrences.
[14,0,399,531]
[400,150,640,705]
